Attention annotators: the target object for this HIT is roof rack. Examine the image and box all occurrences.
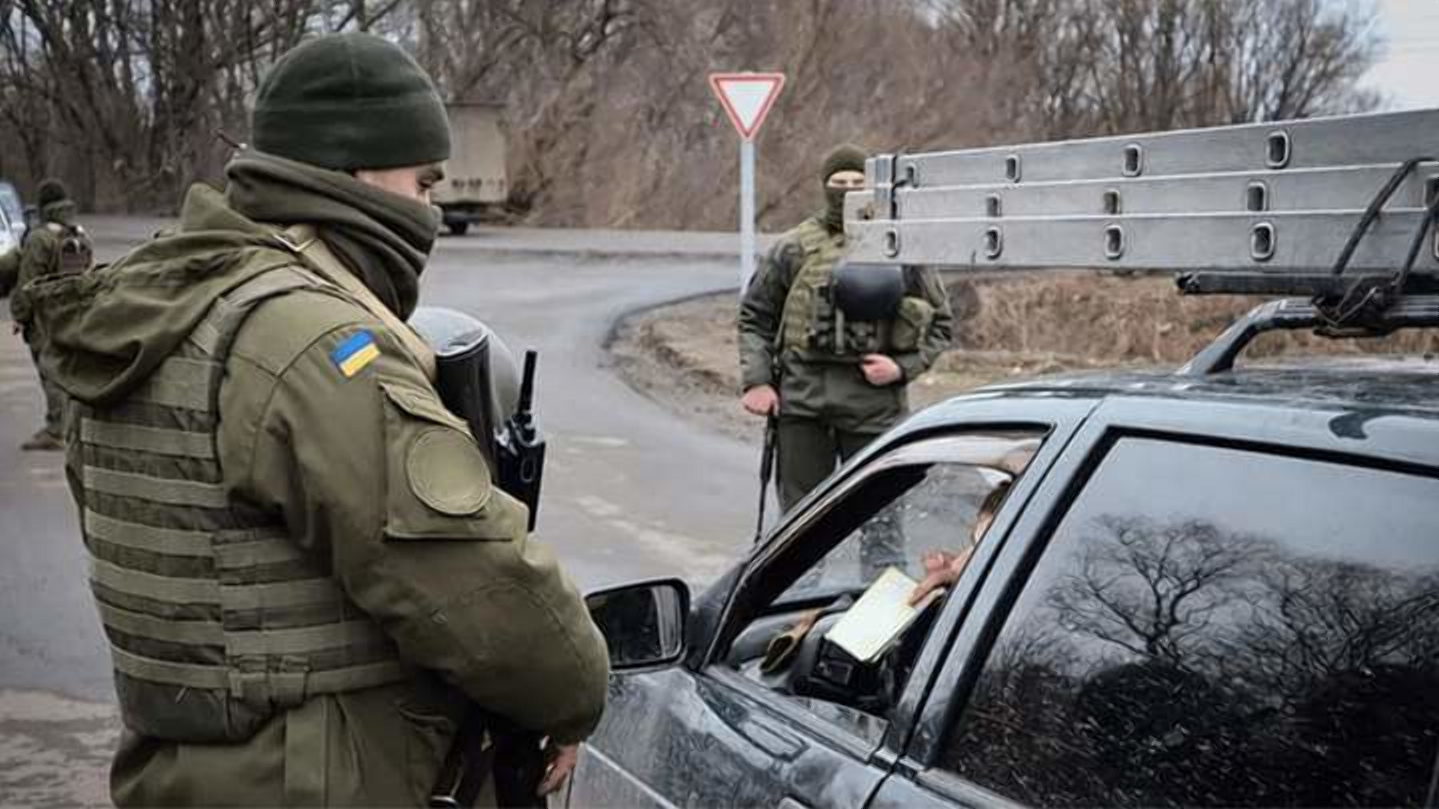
[844,109,1439,369]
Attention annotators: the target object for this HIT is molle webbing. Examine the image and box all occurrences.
[779,219,892,355]
[77,265,408,743]
[779,219,845,351]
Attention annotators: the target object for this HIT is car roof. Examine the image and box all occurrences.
[941,356,1439,421]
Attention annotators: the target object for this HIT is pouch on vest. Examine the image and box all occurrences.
[891,296,936,352]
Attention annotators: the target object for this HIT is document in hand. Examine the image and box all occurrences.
[824,567,943,663]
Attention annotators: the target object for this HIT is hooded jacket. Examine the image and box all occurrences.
[31,183,608,807]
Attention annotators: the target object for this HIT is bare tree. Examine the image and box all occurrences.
[934,0,1380,139]
[0,0,1385,224]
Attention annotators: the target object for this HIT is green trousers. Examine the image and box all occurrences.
[27,340,64,438]
[775,416,878,511]
[776,416,904,581]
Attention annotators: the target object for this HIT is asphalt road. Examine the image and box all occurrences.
[0,220,768,806]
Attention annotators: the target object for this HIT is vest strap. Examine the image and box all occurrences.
[82,467,229,509]
[129,358,216,411]
[91,557,219,604]
[191,265,316,358]
[97,600,225,645]
[81,418,215,459]
[85,510,213,557]
[111,643,230,689]
[227,620,391,656]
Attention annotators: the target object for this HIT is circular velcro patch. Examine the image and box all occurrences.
[406,428,492,516]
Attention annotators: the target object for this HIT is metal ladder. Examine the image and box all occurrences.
[841,108,1439,369]
[845,109,1439,285]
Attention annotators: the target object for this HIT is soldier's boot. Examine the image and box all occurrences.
[21,428,62,451]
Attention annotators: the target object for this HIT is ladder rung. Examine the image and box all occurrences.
[875,109,1439,188]
[847,210,1439,271]
[891,164,1439,220]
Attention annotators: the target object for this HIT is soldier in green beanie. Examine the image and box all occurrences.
[6,176,91,450]
[30,33,607,807]
[738,144,955,577]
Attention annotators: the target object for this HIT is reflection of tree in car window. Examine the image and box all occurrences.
[941,439,1439,808]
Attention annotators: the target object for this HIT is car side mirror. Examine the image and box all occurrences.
[585,579,689,671]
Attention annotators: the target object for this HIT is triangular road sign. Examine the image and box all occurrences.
[709,72,786,140]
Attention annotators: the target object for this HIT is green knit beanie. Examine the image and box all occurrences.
[252,33,450,171]
[36,178,67,207]
[821,144,867,184]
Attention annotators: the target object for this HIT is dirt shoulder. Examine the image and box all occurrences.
[609,272,1439,440]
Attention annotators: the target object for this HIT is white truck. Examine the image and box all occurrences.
[433,102,508,235]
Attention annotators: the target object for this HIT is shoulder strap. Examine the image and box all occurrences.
[191,266,323,361]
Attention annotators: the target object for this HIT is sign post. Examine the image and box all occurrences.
[709,72,785,295]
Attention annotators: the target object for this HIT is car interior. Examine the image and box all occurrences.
[720,432,1042,739]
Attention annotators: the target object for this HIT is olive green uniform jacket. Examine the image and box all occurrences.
[737,216,954,433]
[32,186,609,807]
[10,201,79,336]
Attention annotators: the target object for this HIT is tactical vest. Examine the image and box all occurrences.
[778,219,938,359]
[778,218,890,357]
[73,257,410,744]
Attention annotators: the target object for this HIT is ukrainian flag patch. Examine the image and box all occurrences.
[331,330,380,378]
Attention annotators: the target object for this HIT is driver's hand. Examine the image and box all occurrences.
[537,741,580,796]
[741,384,779,416]
[908,548,974,606]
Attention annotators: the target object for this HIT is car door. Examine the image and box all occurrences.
[564,397,1087,806]
[869,396,1439,808]
[567,399,1088,809]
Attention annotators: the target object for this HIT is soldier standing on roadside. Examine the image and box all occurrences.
[8,178,92,450]
[30,33,608,807]
[738,144,954,574]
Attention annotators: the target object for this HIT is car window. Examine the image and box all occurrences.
[779,463,1012,602]
[0,184,21,220]
[937,437,1439,808]
[0,209,13,254]
[720,432,1042,745]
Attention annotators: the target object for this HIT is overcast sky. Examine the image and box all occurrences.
[1366,0,1439,108]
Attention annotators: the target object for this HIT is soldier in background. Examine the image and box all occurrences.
[8,178,92,450]
[30,33,607,806]
[738,144,954,575]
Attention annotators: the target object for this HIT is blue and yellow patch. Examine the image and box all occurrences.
[331,330,380,378]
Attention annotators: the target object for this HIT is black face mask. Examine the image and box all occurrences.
[824,186,848,232]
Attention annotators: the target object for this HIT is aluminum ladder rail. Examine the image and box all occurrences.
[843,108,1439,285]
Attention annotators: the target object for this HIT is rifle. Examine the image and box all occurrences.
[755,415,777,543]
[429,712,547,809]
[411,316,551,807]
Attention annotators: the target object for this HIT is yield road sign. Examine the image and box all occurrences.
[709,73,786,141]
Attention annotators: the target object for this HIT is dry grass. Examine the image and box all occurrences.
[951,273,1439,366]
